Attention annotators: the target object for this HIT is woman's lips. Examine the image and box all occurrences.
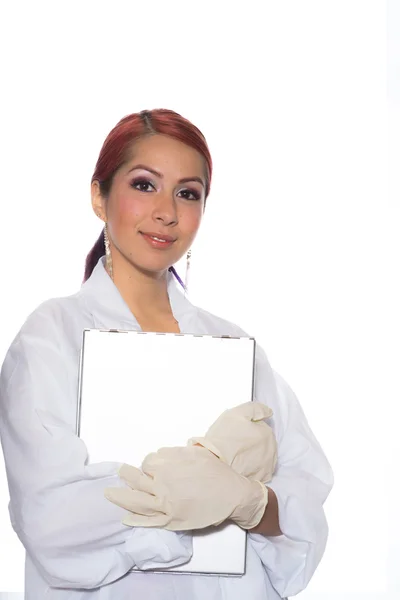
[140,232,176,249]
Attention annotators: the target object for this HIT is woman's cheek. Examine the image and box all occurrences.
[116,194,144,223]
[187,208,203,234]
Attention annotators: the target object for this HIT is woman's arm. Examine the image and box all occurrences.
[249,487,282,536]
[0,307,192,589]
[248,364,333,598]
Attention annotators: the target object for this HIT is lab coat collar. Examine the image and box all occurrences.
[79,257,194,331]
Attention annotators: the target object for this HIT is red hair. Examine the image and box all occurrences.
[84,109,213,282]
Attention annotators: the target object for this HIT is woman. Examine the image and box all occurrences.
[0,109,333,599]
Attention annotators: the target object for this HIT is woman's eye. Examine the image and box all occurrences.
[131,178,154,192]
[178,188,201,201]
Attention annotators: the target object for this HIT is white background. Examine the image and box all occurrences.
[0,0,396,598]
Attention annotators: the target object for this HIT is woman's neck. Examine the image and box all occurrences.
[108,254,173,318]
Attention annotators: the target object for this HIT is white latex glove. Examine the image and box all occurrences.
[188,401,277,482]
[104,446,268,531]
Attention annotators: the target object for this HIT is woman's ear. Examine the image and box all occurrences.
[91,180,106,222]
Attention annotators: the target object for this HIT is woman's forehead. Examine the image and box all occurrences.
[122,134,206,178]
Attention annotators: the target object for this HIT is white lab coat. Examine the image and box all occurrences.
[0,257,333,600]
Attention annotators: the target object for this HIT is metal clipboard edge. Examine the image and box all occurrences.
[76,329,87,437]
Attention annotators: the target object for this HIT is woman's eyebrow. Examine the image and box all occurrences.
[179,176,205,187]
[127,164,161,177]
[127,164,205,187]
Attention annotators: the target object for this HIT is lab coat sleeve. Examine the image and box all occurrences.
[248,354,334,598]
[0,309,192,589]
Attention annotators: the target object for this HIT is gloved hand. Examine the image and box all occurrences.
[188,401,277,482]
[104,446,268,531]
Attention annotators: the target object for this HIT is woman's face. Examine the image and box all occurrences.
[92,134,206,278]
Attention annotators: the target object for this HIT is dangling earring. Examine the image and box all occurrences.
[104,223,114,281]
[184,249,191,297]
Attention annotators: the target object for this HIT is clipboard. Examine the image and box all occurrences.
[77,329,256,576]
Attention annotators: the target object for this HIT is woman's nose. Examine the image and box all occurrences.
[153,193,178,226]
